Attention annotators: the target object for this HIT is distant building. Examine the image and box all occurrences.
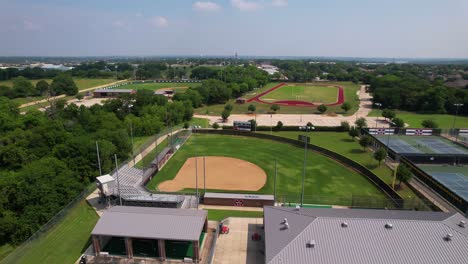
[154,89,175,98]
[257,64,279,75]
[264,206,468,264]
[93,88,135,98]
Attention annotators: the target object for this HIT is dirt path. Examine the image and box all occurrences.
[19,79,128,108]
[158,156,267,192]
[195,85,388,127]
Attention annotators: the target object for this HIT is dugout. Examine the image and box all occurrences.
[91,206,208,262]
[203,192,275,207]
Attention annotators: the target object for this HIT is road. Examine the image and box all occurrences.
[195,85,389,127]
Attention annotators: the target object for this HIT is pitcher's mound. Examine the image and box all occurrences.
[158,156,267,192]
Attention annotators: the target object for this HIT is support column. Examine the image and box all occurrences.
[193,240,200,262]
[158,239,166,261]
[125,237,133,259]
[92,235,101,256]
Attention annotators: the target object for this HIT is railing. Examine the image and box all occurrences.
[194,129,404,208]
[0,184,97,264]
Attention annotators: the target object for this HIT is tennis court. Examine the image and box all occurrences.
[375,135,468,155]
[418,165,468,201]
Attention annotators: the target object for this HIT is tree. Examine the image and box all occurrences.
[212,122,220,129]
[75,94,84,101]
[183,122,190,129]
[355,117,367,129]
[359,135,372,151]
[373,148,387,166]
[270,104,280,113]
[422,119,439,128]
[317,104,327,113]
[36,80,49,96]
[381,109,396,120]
[348,126,359,140]
[221,109,231,121]
[224,104,233,112]
[12,76,34,97]
[248,104,256,113]
[306,122,313,127]
[50,74,78,96]
[276,121,283,130]
[396,164,412,188]
[341,102,351,113]
[392,117,405,128]
[340,121,350,131]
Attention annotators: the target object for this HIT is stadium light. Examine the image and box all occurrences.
[375,103,382,128]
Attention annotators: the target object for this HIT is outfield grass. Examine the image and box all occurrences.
[259,131,420,200]
[368,109,468,129]
[147,134,386,204]
[2,200,99,264]
[260,85,338,104]
[115,82,200,92]
[194,82,360,116]
[190,117,210,128]
[207,209,263,221]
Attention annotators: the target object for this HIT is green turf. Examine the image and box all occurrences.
[0,245,14,262]
[368,109,468,129]
[207,209,263,221]
[260,85,338,104]
[259,131,421,200]
[147,134,386,205]
[195,82,360,116]
[190,117,210,128]
[112,82,200,92]
[2,200,99,264]
[374,135,468,154]
[132,136,152,151]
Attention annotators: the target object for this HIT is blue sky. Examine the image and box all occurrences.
[1,0,467,58]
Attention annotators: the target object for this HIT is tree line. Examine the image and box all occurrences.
[0,74,78,99]
[0,91,193,245]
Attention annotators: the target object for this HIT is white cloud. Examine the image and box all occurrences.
[231,0,264,11]
[23,20,41,31]
[112,20,126,28]
[149,16,168,28]
[135,12,143,18]
[272,0,288,7]
[193,1,221,12]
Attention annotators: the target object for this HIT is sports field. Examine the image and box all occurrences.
[259,85,338,104]
[369,110,468,129]
[374,135,468,155]
[418,165,468,201]
[112,82,200,93]
[147,134,386,205]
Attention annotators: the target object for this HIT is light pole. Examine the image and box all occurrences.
[301,125,315,207]
[452,103,463,141]
[114,154,122,206]
[375,103,382,128]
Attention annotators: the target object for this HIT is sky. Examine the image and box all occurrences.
[0,0,467,58]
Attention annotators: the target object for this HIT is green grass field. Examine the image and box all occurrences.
[190,117,209,128]
[259,131,421,200]
[260,85,338,104]
[369,109,468,129]
[114,82,201,92]
[195,82,360,116]
[207,209,263,221]
[1,200,99,264]
[146,134,386,205]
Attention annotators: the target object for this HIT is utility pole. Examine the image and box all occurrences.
[195,156,199,209]
[375,103,382,128]
[114,154,122,206]
[130,121,135,165]
[452,103,464,142]
[274,159,278,203]
[203,156,206,194]
[96,141,102,176]
[301,125,315,207]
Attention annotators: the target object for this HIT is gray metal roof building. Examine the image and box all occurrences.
[91,206,208,261]
[264,206,468,264]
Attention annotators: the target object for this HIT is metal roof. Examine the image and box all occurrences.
[264,207,468,264]
[91,206,207,241]
[204,192,274,200]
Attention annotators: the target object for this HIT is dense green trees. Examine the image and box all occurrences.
[50,74,78,96]
[0,90,193,245]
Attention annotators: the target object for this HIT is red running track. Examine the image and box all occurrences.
[247,83,345,107]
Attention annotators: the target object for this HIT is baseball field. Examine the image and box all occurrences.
[146,134,386,205]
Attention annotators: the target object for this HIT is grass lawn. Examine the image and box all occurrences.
[2,200,99,264]
[194,82,360,116]
[115,82,200,92]
[260,84,338,104]
[0,244,14,262]
[190,117,210,128]
[368,109,468,129]
[207,209,263,221]
[133,136,151,151]
[134,137,170,169]
[146,134,386,206]
[259,131,421,200]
